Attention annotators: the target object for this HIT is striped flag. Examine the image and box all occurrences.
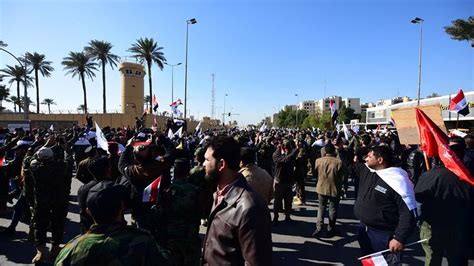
[359,239,427,266]
[449,89,470,116]
[152,95,159,112]
[361,253,399,266]
[330,99,338,125]
[142,176,162,203]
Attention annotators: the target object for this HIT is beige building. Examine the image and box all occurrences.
[342,98,361,114]
[298,100,317,114]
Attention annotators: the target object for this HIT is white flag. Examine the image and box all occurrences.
[195,121,202,132]
[49,124,54,132]
[167,128,174,139]
[94,122,109,153]
[343,122,352,140]
[259,123,267,132]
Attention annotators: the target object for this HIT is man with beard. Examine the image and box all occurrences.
[353,145,416,263]
[201,136,272,266]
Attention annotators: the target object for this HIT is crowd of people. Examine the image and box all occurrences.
[0,117,473,265]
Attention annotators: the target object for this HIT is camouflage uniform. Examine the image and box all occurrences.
[75,157,95,184]
[152,179,201,266]
[188,165,214,220]
[31,158,70,247]
[55,222,171,266]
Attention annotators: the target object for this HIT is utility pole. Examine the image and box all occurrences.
[211,74,215,119]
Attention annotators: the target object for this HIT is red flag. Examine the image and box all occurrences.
[142,176,162,203]
[415,108,474,185]
[0,157,5,167]
[449,89,469,116]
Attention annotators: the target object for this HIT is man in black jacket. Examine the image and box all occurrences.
[353,145,416,261]
[272,139,298,224]
[415,141,473,266]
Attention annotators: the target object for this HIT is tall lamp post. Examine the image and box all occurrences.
[411,17,424,106]
[165,62,181,118]
[223,93,228,126]
[0,41,28,119]
[295,93,298,128]
[184,18,197,120]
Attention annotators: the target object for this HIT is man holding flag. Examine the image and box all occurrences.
[353,145,416,263]
[414,108,473,265]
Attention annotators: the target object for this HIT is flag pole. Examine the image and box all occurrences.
[358,239,428,261]
[456,113,459,129]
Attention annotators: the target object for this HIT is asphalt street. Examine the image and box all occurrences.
[0,176,467,265]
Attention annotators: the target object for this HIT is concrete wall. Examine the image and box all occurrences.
[0,113,211,132]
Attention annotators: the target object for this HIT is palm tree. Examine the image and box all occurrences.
[128,38,166,113]
[77,104,86,113]
[0,65,32,112]
[25,52,54,113]
[41,98,56,114]
[0,85,10,111]
[85,40,120,113]
[62,51,97,113]
[20,96,35,112]
[144,95,151,110]
[8,96,19,112]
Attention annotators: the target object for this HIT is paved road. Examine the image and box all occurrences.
[0,176,466,265]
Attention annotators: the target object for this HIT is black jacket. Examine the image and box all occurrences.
[353,163,415,243]
[414,166,473,227]
[272,148,298,184]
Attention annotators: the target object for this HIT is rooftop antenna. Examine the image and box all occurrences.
[324,79,327,98]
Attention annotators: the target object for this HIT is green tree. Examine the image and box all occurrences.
[301,115,318,129]
[317,111,333,130]
[25,52,54,113]
[77,104,86,113]
[85,40,120,113]
[0,85,9,111]
[426,92,440,98]
[62,51,97,113]
[20,96,35,111]
[8,96,19,112]
[0,65,32,112]
[276,108,308,128]
[128,38,166,113]
[444,16,474,47]
[41,98,56,114]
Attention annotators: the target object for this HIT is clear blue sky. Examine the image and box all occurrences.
[1,0,472,125]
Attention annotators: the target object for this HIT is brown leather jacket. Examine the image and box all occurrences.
[202,175,272,266]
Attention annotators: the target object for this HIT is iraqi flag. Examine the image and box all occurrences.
[330,99,338,125]
[416,108,474,185]
[152,95,159,112]
[360,253,400,266]
[142,176,162,203]
[449,89,470,116]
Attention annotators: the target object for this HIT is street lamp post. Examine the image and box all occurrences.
[411,17,424,106]
[223,93,228,126]
[0,41,28,119]
[295,93,298,128]
[184,18,197,121]
[165,62,182,118]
